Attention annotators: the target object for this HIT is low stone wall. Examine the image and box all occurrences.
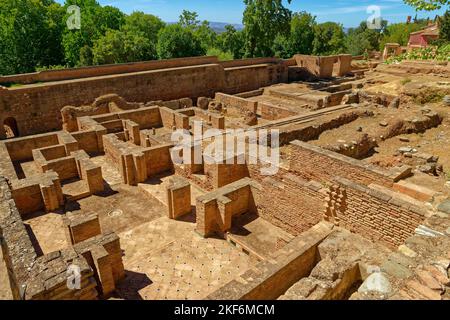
[0,177,125,300]
[259,102,298,120]
[0,56,219,85]
[214,93,258,115]
[10,171,63,215]
[277,109,362,145]
[294,54,352,78]
[0,177,38,299]
[103,134,173,185]
[4,133,60,162]
[195,178,260,237]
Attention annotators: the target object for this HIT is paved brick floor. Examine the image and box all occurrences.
[116,216,256,300]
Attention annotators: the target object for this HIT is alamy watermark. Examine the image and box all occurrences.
[67,264,81,290]
[67,5,81,30]
[170,121,280,176]
[367,5,382,30]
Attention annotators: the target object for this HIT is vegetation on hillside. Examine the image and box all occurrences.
[0,0,448,76]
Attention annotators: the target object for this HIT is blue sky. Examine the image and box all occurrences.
[56,0,448,27]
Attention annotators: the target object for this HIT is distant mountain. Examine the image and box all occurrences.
[167,21,244,33]
[209,22,244,33]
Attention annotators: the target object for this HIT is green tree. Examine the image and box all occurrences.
[194,21,218,51]
[41,2,66,68]
[312,22,346,55]
[122,11,165,44]
[179,10,200,28]
[272,11,316,58]
[242,0,292,57]
[345,20,388,55]
[206,48,234,61]
[79,45,93,66]
[345,31,372,56]
[0,0,65,75]
[217,25,245,59]
[403,0,449,11]
[379,22,427,50]
[62,0,125,67]
[440,10,450,41]
[156,24,205,59]
[92,29,155,65]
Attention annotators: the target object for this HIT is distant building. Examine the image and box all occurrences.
[408,23,440,49]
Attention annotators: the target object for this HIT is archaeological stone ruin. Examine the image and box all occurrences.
[0,54,450,300]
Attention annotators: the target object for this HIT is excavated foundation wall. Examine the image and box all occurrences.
[332,177,426,248]
[0,57,288,138]
[206,222,334,300]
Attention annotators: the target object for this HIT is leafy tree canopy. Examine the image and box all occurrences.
[156,24,205,59]
[62,0,125,66]
[404,0,449,11]
[312,22,346,55]
[217,25,245,59]
[92,29,155,65]
[122,11,165,44]
[179,10,200,28]
[345,20,388,55]
[242,0,292,57]
[194,21,218,51]
[272,11,316,58]
[440,10,450,41]
[0,0,65,75]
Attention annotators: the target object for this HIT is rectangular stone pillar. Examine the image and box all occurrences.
[91,245,115,297]
[335,54,352,77]
[124,120,141,146]
[211,115,225,129]
[64,212,102,245]
[166,176,191,219]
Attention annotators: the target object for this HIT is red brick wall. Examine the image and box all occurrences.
[1,58,289,138]
[289,141,394,187]
[249,165,327,236]
[0,64,223,137]
[334,177,426,248]
[0,56,219,85]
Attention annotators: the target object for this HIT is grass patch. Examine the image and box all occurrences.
[401,78,412,85]
[414,92,445,105]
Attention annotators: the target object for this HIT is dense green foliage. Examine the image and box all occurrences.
[403,0,449,11]
[272,12,316,58]
[0,0,447,76]
[440,10,450,41]
[156,24,205,59]
[312,22,346,55]
[378,20,428,50]
[345,21,387,55]
[62,0,125,67]
[216,25,245,59]
[242,0,292,57]
[122,11,165,44]
[386,43,450,63]
[92,29,155,64]
[0,0,65,75]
